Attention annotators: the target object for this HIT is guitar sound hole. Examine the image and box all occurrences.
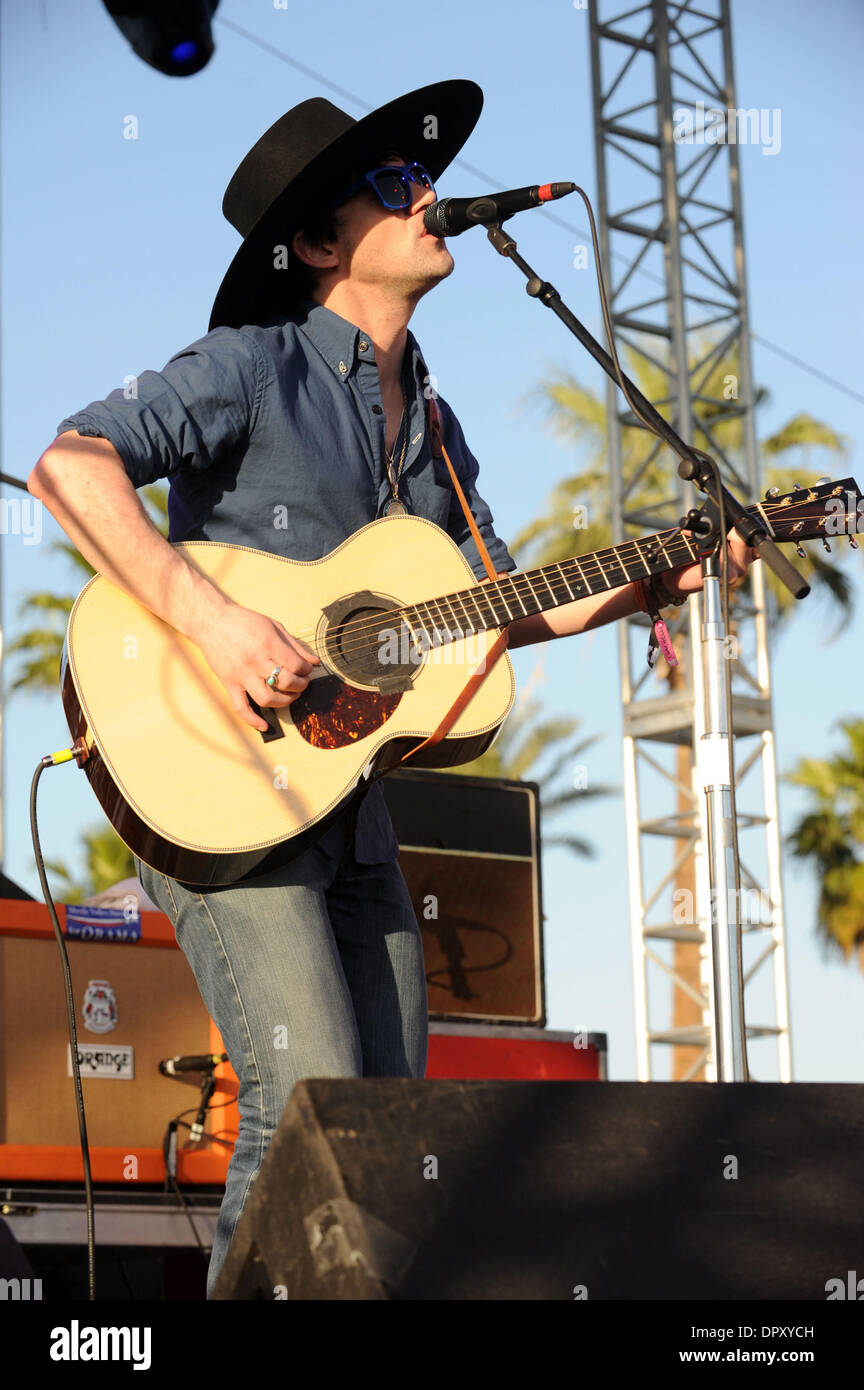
[330,606,399,684]
[321,590,419,693]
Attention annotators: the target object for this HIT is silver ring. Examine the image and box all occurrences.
[265,666,282,689]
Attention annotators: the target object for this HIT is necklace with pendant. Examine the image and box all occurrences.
[384,381,410,515]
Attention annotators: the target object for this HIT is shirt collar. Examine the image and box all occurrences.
[294,298,427,392]
[294,299,359,382]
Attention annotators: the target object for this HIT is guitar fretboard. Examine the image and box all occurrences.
[397,524,701,637]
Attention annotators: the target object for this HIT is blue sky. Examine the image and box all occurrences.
[1,0,862,1080]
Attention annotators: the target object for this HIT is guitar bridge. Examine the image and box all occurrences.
[247,696,285,743]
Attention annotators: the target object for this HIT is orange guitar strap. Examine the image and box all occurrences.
[399,394,510,763]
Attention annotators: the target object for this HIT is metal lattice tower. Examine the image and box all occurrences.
[587,0,792,1080]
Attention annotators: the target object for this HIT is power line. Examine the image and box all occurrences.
[216,16,374,111]
[215,14,864,412]
[749,337,864,408]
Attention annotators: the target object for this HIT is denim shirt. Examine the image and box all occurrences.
[57,298,515,865]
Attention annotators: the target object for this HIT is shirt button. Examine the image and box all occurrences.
[338,361,348,374]
[372,404,383,414]
[359,340,369,352]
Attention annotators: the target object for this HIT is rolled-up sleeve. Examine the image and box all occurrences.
[55,326,264,488]
[436,396,516,579]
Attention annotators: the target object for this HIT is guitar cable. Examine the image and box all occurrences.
[32,750,243,1300]
[161,1103,238,1264]
[30,745,98,1301]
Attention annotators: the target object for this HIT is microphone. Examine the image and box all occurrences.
[159,1051,227,1077]
[423,182,576,238]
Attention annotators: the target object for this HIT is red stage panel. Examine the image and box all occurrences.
[428,1024,605,1080]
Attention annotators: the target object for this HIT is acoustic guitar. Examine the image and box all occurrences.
[61,478,861,886]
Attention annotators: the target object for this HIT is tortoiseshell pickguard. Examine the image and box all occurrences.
[291,673,402,749]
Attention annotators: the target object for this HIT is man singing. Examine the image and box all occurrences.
[28,80,754,1295]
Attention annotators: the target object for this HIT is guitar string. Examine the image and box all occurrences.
[285,526,696,654]
[267,495,835,661]
[281,502,828,659]
[326,532,697,651]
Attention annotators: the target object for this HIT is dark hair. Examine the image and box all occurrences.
[284,202,340,306]
[283,149,404,307]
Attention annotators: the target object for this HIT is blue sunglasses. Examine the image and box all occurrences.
[332,162,436,211]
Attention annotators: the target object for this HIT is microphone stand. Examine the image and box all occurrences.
[480,220,809,1081]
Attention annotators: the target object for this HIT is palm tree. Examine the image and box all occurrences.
[786,719,864,969]
[7,483,169,692]
[513,342,857,1077]
[448,663,614,856]
[514,357,854,620]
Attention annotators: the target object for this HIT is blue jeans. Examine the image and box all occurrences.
[137,806,428,1297]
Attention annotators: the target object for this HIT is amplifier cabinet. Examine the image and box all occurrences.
[381,769,545,1025]
[0,929,220,1168]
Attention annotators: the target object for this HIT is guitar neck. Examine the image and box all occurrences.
[402,523,702,636]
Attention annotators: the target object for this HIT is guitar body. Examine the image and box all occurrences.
[62,474,859,889]
[62,515,516,886]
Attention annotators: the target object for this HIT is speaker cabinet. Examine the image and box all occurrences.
[381,770,544,1024]
[0,934,213,1152]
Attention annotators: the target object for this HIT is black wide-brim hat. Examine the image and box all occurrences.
[209,79,483,332]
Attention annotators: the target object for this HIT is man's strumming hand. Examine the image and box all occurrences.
[193,603,320,734]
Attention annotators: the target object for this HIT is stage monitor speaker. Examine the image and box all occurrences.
[380,769,544,1025]
[213,1078,864,1300]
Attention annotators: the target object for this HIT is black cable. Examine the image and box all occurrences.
[30,751,97,1300]
[161,1102,240,1261]
[172,1099,238,1143]
[161,1119,208,1262]
[31,751,244,1294]
[164,1171,210,1263]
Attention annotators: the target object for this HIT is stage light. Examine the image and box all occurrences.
[170,41,201,65]
[102,0,219,77]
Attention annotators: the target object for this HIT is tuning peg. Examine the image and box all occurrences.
[795,542,807,559]
[792,482,803,491]
[849,536,859,550]
[765,486,780,498]
[816,476,832,486]
[822,538,831,552]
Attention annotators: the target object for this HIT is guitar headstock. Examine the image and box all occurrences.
[751,478,863,554]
